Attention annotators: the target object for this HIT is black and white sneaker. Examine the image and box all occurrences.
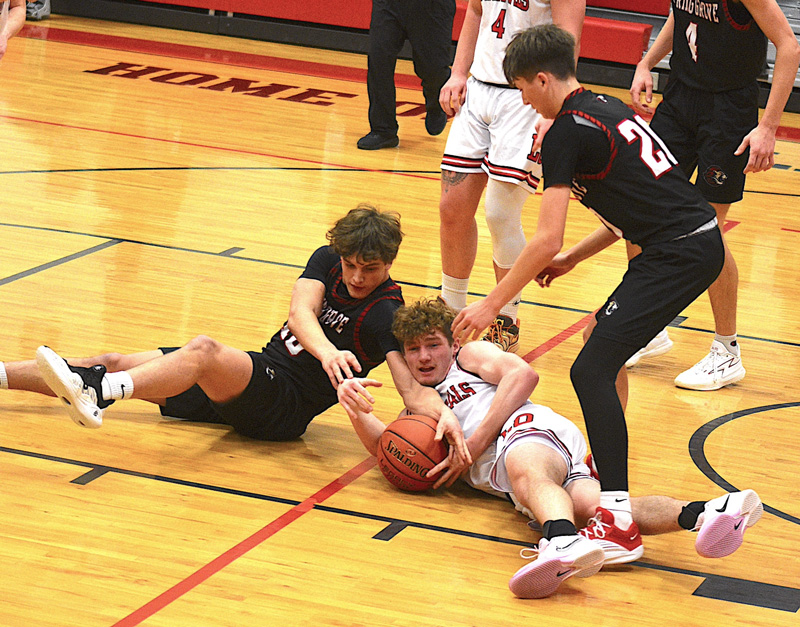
[36,346,113,428]
[26,0,51,20]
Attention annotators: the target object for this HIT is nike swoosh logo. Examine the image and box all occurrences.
[629,534,639,541]
[734,520,743,530]
[555,539,580,552]
[715,495,730,513]
[614,498,628,503]
[556,570,571,577]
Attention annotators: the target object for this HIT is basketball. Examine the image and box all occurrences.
[376,414,448,492]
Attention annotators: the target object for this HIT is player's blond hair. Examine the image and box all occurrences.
[392,298,456,349]
[327,203,403,264]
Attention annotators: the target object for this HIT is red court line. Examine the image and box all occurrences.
[19,24,423,90]
[1,113,439,181]
[522,312,596,363]
[782,227,800,233]
[112,457,377,627]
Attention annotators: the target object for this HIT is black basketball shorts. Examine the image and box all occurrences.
[159,348,317,441]
[591,227,725,350]
[650,79,759,205]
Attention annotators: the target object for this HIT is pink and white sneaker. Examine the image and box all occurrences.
[509,534,605,599]
[695,490,763,558]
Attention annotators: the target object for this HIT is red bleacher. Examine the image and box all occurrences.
[131,0,657,66]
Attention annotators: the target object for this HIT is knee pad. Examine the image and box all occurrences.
[484,179,529,268]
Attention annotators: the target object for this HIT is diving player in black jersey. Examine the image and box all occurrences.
[452,24,729,549]
[1,205,471,484]
[627,0,800,389]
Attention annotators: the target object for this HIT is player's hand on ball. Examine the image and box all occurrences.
[430,408,472,488]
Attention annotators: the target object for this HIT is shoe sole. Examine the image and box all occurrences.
[696,490,763,558]
[626,337,673,368]
[674,366,746,391]
[601,543,644,565]
[509,549,604,599]
[356,138,399,150]
[36,346,103,428]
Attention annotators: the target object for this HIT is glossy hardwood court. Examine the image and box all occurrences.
[1,14,799,627]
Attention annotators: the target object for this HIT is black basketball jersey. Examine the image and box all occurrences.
[543,88,716,247]
[262,246,404,409]
[670,0,767,91]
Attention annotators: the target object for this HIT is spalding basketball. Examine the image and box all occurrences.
[376,414,448,492]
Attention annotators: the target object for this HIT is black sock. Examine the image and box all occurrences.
[678,501,706,530]
[542,519,578,540]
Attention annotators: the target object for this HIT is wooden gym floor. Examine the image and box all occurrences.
[0,14,798,627]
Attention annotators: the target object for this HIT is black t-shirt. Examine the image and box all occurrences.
[670,0,767,92]
[262,246,404,408]
[542,88,716,247]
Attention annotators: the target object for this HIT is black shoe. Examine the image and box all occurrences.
[425,107,448,136]
[357,132,399,150]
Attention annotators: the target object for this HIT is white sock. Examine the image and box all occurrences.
[0,362,7,389]
[102,371,135,401]
[715,333,740,356]
[441,273,469,311]
[600,491,633,529]
[499,295,522,323]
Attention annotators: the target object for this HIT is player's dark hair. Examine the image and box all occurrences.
[392,298,456,349]
[327,203,403,264]
[503,24,577,84]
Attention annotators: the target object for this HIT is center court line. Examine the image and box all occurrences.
[112,456,377,627]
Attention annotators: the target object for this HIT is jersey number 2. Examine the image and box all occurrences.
[617,116,678,178]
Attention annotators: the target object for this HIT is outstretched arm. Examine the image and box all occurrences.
[537,225,621,287]
[337,378,386,456]
[288,278,362,388]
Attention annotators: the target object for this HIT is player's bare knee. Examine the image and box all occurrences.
[185,335,223,358]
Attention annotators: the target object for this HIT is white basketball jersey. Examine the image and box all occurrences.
[471,0,553,85]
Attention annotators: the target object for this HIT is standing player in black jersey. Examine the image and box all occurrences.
[1,205,471,481]
[452,24,728,547]
[627,0,800,390]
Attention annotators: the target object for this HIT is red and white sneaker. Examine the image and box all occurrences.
[694,490,763,558]
[579,507,644,565]
[509,534,604,599]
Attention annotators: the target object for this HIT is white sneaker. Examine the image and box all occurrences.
[674,340,745,390]
[626,329,673,368]
[694,489,763,558]
[36,346,111,428]
[508,534,604,599]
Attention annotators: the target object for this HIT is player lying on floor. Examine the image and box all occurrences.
[0,205,470,480]
[337,298,763,599]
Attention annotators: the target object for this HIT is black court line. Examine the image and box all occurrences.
[689,402,800,526]
[2,442,798,611]
[3,167,800,194]
[1,220,799,349]
[0,239,122,286]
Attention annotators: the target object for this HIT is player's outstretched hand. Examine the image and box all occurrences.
[321,348,362,389]
[630,64,656,116]
[536,252,576,287]
[737,125,776,174]
[452,299,498,345]
[439,73,468,116]
[337,377,381,418]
